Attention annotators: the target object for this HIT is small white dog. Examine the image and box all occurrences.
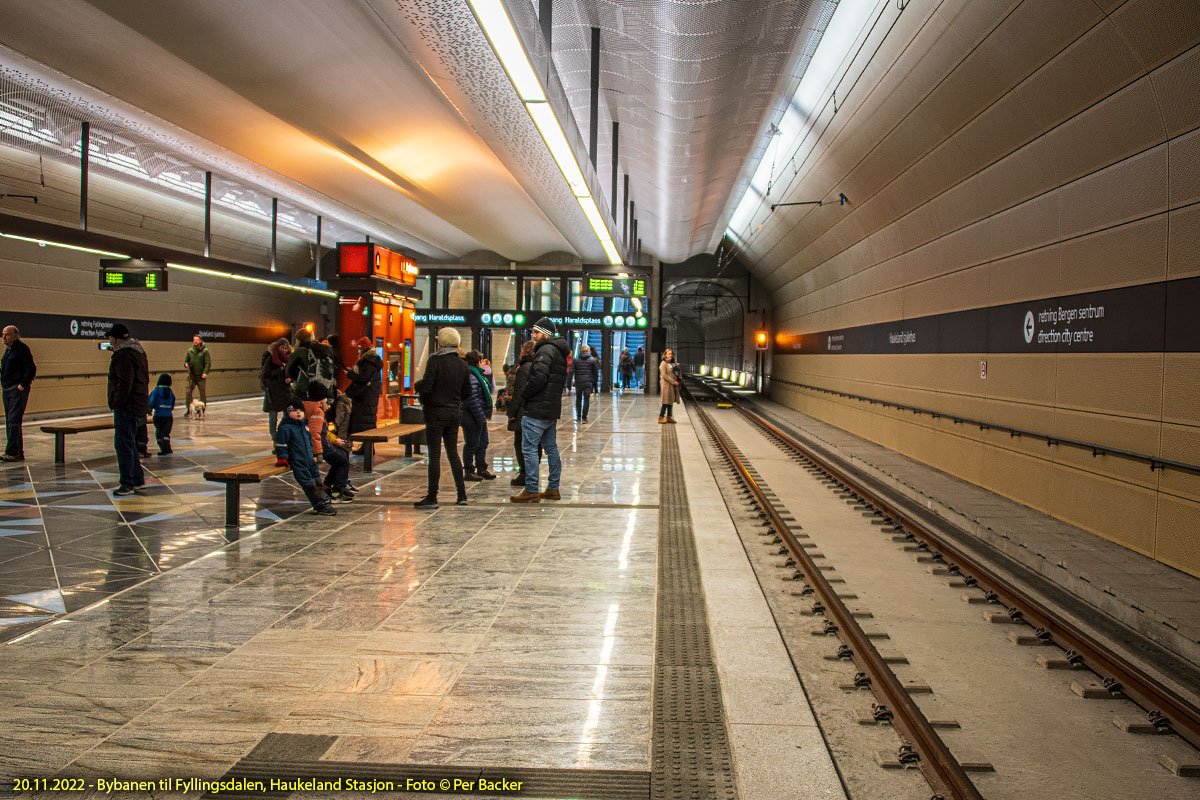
[190,400,206,419]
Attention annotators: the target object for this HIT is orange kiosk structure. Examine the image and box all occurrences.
[330,242,421,422]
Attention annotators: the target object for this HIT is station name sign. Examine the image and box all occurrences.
[413,310,648,330]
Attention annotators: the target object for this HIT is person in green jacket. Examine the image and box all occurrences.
[184,335,211,418]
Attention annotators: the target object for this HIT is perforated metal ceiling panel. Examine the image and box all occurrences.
[541,0,837,263]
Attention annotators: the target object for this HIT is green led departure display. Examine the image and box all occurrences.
[586,276,646,297]
[98,259,169,291]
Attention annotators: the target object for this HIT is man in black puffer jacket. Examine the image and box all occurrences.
[105,323,150,496]
[569,345,599,422]
[512,317,568,503]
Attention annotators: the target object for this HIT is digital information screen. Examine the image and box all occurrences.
[98,259,169,291]
[586,276,647,297]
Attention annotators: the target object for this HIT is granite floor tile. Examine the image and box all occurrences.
[276,693,442,737]
[404,735,649,770]
[468,633,653,667]
[419,695,650,747]
[315,656,467,696]
[451,663,652,701]
[319,735,418,763]
[356,631,483,658]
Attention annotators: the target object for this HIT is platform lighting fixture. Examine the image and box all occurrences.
[468,0,622,266]
[167,262,336,297]
[0,232,128,258]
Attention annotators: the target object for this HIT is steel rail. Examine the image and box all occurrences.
[732,399,1200,754]
[687,396,983,800]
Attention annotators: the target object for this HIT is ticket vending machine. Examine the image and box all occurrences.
[330,242,421,422]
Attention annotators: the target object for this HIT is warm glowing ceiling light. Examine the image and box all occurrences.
[467,0,546,102]
[526,102,590,197]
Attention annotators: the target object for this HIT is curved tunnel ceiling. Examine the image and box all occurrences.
[0,0,838,266]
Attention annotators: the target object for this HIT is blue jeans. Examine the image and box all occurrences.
[635,366,644,388]
[113,409,145,488]
[574,387,592,419]
[521,416,560,493]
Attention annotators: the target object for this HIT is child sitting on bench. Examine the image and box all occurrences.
[275,399,335,516]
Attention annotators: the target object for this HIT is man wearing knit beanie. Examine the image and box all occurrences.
[511,317,568,503]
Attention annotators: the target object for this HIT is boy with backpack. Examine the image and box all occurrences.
[147,373,175,455]
[274,399,335,516]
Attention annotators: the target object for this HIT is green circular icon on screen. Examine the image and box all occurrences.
[515,314,525,325]
[481,313,492,324]
[603,315,614,327]
[637,317,647,327]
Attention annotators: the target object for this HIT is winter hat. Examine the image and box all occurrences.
[355,336,372,350]
[532,317,557,337]
[157,373,172,387]
[307,383,328,402]
[285,399,305,414]
[437,327,461,347]
[104,323,130,339]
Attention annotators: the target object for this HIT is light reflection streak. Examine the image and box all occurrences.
[577,603,620,766]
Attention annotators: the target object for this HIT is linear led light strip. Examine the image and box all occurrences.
[468,0,622,266]
[0,232,335,296]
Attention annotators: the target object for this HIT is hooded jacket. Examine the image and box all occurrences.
[184,342,211,377]
[275,414,319,485]
[108,338,150,414]
[506,352,534,431]
[260,343,293,412]
[520,337,569,420]
[345,349,384,430]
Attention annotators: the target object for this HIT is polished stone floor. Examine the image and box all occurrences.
[0,392,661,779]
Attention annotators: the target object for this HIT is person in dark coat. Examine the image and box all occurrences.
[412,327,472,509]
[274,399,335,515]
[461,350,495,481]
[634,346,645,389]
[619,348,634,390]
[345,337,383,434]
[1,325,36,462]
[148,373,175,455]
[512,318,568,503]
[506,340,540,487]
[570,345,599,422]
[260,337,293,441]
[105,323,150,495]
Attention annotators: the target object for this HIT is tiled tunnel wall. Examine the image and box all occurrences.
[745,0,1200,576]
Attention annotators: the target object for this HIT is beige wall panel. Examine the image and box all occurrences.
[938,354,991,396]
[912,52,1009,143]
[973,0,1101,87]
[1058,145,1168,239]
[1150,44,1200,138]
[1050,468,1159,556]
[1161,353,1200,425]
[978,139,1062,232]
[952,90,1045,181]
[983,191,1060,264]
[925,175,988,242]
[901,264,990,318]
[988,244,1065,305]
[978,354,1058,406]
[938,0,1017,50]
[1166,203,1200,278]
[1044,79,1166,185]
[1015,20,1144,129]
[1156,422,1200,484]
[1050,411,1163,485]
[972,397,1056,436]
[1056,214,1168,292]
[1154,495,1200,578]
[1054,354,1163,418]
[1168,128,1200,207]
[1111,0,1200,71]
[975,443,1059,514]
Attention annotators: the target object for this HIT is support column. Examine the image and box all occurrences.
[539,0,553,49]
[79,122,89,231]
[270,197,278,272]
[204,171,212,257]
[623,175,630,248]
[315,215,323,280]
[589,26,599,169]
[611,121,619,220]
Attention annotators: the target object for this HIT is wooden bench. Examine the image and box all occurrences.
[349,423,425,472]
[40,419,116,463]
[203,456,289,527]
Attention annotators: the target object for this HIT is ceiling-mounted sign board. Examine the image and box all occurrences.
[98,258,168,291]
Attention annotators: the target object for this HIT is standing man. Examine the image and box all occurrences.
[511,318,568,503]
[411,327,472,510]
[1,326,36,462]
[634,346,645,389]
[570,345,599,422]
[105,324,150,495]
[184,335,210,418]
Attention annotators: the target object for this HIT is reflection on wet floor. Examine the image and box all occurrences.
[1,392,662,776]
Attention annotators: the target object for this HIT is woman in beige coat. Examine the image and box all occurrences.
[658,348,680,423]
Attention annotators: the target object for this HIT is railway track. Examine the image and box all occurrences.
[682,376,1200,799]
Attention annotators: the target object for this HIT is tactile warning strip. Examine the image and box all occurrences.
[652,425,738,800]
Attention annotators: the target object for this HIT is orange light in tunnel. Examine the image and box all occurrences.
[755,330,768,350]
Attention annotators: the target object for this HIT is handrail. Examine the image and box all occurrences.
[35,367,260,381]
[761,377,1200,477]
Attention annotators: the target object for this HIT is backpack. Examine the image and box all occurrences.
[308,346,338,400]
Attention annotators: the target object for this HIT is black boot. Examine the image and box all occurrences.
[413,496,438,510]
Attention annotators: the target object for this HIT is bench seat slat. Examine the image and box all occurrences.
[349,423,424,442]
[41,421,116,434]
[204,456,289,482]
